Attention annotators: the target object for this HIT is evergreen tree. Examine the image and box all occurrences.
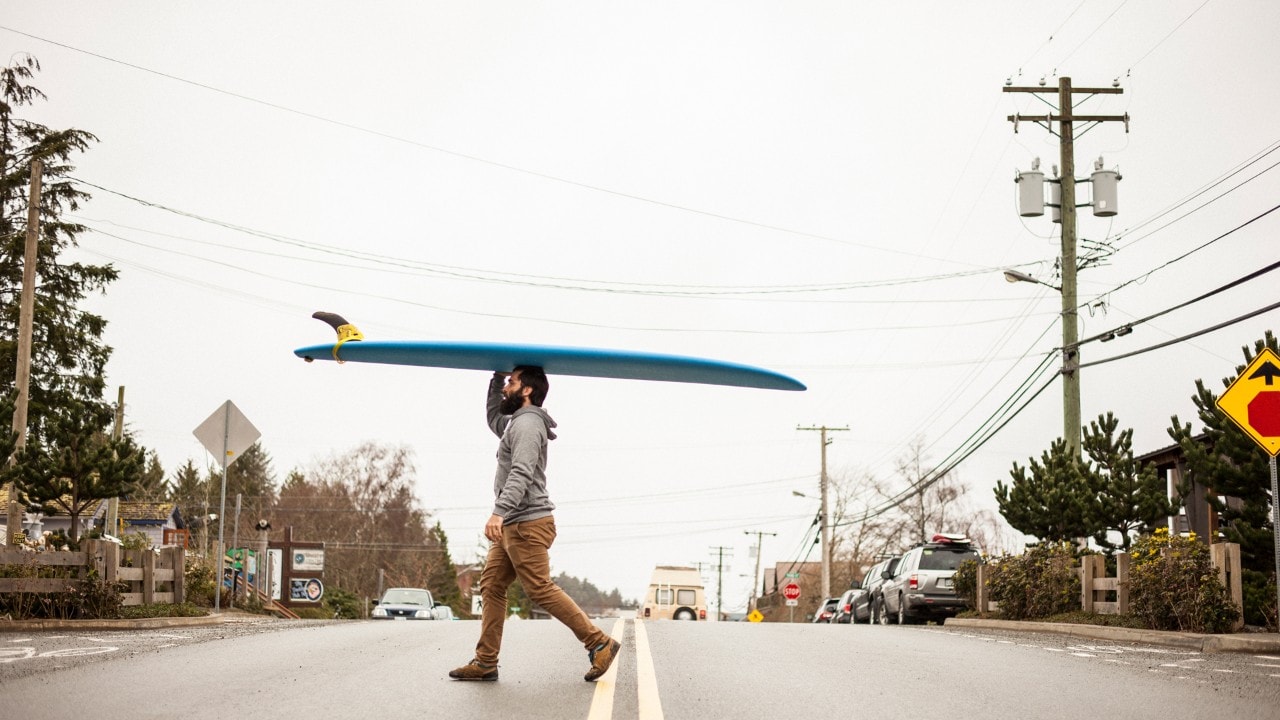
[426,522,463,615]
[1082,412,1179,552]
[1168,332,1278,625]
[995,438,1094,543]
[1,56,117,443]
[169,459,211,545]
[207,442,276,531]
[13,398,144,541]
[129,450,168,502]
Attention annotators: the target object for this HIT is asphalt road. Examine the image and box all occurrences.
[3,618,1278,719]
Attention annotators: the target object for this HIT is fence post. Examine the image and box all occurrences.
[172,546,186,604]
[975,563,989,614]
[1115,553,1130,615]
[1211,543,1244,632]
[142,549,156,605]
[103,541,120,585]
[1080,556,1103,613]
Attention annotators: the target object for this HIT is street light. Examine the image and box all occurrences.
[1002,269,1060,290]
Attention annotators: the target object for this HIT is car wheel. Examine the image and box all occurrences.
[673,608,695,621]
[897,595,909,625]
[936,616,946,626]
[877,598,892,625]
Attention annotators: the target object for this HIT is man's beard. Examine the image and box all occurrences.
[499,392,524,415]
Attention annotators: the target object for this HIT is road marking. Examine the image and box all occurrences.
[1260,655,1280,660]
[586,618,627,720]
[1253,663,1280,668]
[633,619,664,720]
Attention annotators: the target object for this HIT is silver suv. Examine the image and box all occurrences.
[879,535,979,625]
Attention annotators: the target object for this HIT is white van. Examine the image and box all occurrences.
[639,566,707,621]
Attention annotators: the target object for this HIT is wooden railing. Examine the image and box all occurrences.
[0,539,185,606]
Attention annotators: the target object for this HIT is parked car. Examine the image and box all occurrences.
[879,534,980,626]
[831,584,863,624]
[371,587,446,620]
[854,555,901,624]
[811,596,840,623]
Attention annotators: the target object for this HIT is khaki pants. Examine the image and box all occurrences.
[475,515,608,663]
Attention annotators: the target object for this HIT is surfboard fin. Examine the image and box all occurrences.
[311,312,365,363]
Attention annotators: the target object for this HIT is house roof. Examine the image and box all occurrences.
[118,502,179,523]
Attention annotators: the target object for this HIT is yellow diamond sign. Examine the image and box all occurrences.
[747,609,764,623]
[1217,347,1280,456]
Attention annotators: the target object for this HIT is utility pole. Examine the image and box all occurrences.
[6,160,42,546]
[105,386,125,538]
[744,529,776,613]
[797,425,848,600]
[1005,77,1127,455]
[708,545,733,621]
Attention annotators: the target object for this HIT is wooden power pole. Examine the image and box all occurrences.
[6,160,42,545]
[1004,77,1127,455]
[797,424,848,600]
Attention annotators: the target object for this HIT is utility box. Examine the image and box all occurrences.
[1016,170,1044,217]
[1091,168,1120,216]
[1048,179,1062,224]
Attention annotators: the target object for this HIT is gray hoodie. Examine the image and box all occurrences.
[487,374,558,524]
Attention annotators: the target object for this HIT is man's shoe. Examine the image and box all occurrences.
[449,659,498,681]
[584,638,621,681]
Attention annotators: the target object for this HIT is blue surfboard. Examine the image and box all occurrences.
[295,313,805,391]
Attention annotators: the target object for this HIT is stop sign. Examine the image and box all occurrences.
[783,582,801,601]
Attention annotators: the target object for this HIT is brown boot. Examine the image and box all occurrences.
[449,659,498,681]
[584,639,621,681]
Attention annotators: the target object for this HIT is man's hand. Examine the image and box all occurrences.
[484,514,504,543]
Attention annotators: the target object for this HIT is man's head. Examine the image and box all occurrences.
[500,366,549,413]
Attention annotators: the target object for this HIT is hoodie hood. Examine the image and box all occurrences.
[511,404,557,440]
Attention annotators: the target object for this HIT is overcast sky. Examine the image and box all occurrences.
[3,1,1277,610]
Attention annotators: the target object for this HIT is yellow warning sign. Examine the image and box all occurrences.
[1217,347,1280,456]
[747,609,764,623]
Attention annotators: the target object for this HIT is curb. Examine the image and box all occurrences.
[947,617,1280,654]
[0,615,236,632]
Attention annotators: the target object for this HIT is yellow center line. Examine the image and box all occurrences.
[586,617,628,720]
[633,619,664,720]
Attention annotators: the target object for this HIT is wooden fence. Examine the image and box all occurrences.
[0,539,185,606]
[973,542,1243,630]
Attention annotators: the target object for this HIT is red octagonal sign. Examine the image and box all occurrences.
[783,582,801,601]
[1248,392,1280,437]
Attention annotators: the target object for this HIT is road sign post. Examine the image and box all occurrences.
[1215,348,1280,623]
[782,581,801,623]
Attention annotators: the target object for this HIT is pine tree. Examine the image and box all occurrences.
[207,442,276,531]
[1168,332,1278,625]
[995,438,1094,543]
[128,450,168,502]
[1,57,118,443]
[13,398,144,542]
[1082,412,1178,552]
[426,522,463,614]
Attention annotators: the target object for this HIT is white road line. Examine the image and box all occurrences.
[586,618,627,720]
[1254,664,1280,668]
[1260,655,1280,661]
[633,619,664,720]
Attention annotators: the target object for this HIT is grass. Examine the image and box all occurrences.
[118,602,210,619]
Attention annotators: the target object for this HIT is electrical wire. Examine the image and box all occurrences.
[1077,299,1280,371]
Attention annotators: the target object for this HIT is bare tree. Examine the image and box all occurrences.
[270,443,450,601]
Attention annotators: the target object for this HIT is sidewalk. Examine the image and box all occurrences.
[948,617,1280,654]
[0,608,274,632]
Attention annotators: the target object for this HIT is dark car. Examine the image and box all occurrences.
[811,596,840,623]
[880,534,980,625]
[831,585,863,624]
[853,555,900,623]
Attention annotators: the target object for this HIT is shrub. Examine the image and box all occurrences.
[1128,529,1240,633]
[184,556,218,607]
[985,543,1079,620]
[323,586,361,619]
[953,558,979,610]
[1241,569,1278,630]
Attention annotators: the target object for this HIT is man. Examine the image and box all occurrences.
[450,366,621,683]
